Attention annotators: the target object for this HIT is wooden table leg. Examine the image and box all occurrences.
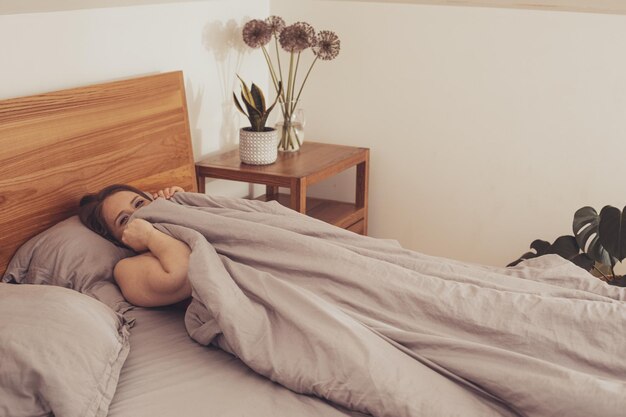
[356,151,369,235]
[196,168,206,194]
[290,178,307,213]
[266,185,279,201]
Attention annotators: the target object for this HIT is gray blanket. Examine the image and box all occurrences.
[134,193,626,417]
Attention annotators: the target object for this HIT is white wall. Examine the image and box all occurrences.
[0,0,270,196]
[272,0,626,267]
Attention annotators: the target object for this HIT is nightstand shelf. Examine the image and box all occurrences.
[255,193,366,233]
[195,141,370,235]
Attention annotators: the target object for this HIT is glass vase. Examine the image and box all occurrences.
[276,101,305,152]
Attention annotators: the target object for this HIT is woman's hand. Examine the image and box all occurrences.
[121,218,155,252]
[153,186,183,200]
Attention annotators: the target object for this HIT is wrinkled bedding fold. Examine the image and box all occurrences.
[134,193,626,417]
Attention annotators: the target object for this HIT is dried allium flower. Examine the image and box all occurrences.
[279,22,317,52]
[265,16,286,36]
[312,30,340,61]
[242,19,271,48]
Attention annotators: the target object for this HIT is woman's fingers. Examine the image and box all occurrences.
[153,186,183,200]
[163,187,182,199]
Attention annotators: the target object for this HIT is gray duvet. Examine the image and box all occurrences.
[134,193,626,417]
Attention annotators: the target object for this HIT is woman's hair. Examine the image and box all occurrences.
[78,184,152,245]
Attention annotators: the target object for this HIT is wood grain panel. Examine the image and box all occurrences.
[0,71,197,276]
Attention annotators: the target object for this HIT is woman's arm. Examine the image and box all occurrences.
[114,219,192,307]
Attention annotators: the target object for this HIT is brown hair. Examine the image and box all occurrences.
[78,184,152,246]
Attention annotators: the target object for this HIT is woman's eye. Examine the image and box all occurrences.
[135,199,144,208]
[120,215,129,226]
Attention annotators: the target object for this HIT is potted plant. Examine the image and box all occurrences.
[509,205,626,286]
[233,77,282,165]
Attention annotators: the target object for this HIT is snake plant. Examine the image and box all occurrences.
[233,76,282,132]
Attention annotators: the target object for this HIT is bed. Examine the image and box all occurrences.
[0,71,362,417]
[2,72,625,417]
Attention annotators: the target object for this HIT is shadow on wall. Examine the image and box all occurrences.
[202,18,249,151]
[185,77,204,159]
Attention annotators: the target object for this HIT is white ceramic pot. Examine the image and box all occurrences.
[239,128,278,165]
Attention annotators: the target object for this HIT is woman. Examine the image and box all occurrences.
[79,184,191,308]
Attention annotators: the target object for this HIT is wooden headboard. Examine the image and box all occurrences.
[0,71,197,275]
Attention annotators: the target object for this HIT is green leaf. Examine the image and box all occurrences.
[598,205,626,262]
[530,239,551,255]
[241,91,262,117]
[508,234,593,271]
[250,83,266,112]
[258,114,269,130]
[237,75,255,110]
[507,239,551,267]
[570,253,594,271]
[248,110,263,130]
[547,235,580,259]
[572,206,616,266]
[573,207,599,252]
[233,92,247,117]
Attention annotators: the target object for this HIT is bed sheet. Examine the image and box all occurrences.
[107,307,368,417]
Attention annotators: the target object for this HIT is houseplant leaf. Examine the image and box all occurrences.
[598,205,626,263]
[569,253,595,271]
[241,91,262,118]
[250,83,266,112]
[507,238,549,267]
[548,235,580,259]
[237,75,258,112]
[547,235,594,270]
[507,237,590,268]
[572,206,616,266]
[233,92,247,117]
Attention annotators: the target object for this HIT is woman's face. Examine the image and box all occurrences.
[101,191,151,241]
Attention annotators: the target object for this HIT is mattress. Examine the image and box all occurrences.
[107,307,368,417]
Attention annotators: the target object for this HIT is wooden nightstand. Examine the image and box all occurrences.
[195,141,370,235]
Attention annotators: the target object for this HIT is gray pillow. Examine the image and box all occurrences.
[2,216,134,313]
[0,283,131,417]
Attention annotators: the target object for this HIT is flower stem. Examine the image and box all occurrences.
[291,51,301,112]
[284,50,295,121]
[287,51,295,104]
[261,45,285,115]
[274,37,284,99]
[292,56,318,113]
[283,51,296,150]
